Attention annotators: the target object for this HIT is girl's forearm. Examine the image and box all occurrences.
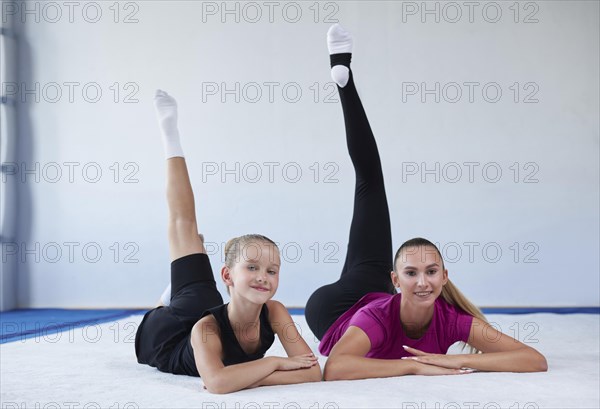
[252,365,322,387]
[204,357,280,394]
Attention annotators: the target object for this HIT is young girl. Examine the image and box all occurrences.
[135,91,321,393]
[305,24,548,380]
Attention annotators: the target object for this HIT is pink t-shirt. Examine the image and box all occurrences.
[319,292,474,358]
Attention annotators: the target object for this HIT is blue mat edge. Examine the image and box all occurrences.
[1,307,598,345]
[0,309,146,344]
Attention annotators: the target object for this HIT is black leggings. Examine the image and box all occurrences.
[305,71,395,341]
[135,254,223,374]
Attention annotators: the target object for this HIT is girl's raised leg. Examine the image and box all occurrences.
[153,91,222,315]
[135,92,223,372]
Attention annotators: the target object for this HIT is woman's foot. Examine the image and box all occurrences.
[327,24,353,88]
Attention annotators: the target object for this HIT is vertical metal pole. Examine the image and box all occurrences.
[0,8,18,311]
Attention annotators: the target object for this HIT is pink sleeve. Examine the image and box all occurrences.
[455,311,474,342]
[348,308,387,350]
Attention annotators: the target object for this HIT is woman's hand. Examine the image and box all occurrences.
[276,353,319,371]
[401,345,475,372]
[410,360,474,376]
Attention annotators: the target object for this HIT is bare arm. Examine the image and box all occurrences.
[465,317,547,372]
[323,326,467,381]
[191,315,318,394]
[402,317,548,373]
[250,301,322,387]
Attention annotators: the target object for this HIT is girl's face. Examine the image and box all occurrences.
[391,245,448,305]
[223,241,281,304]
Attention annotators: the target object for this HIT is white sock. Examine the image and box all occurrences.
[154,90,184,159]
[159,282,171,306]
[331,66,350,88]
[327,24,353,88]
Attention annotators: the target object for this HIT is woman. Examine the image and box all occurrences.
[135,90,321,393]
[305,24,548,380]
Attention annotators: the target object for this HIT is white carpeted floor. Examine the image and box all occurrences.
[1,313,599,409]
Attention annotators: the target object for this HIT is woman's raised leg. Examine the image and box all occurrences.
[305,25,394,340]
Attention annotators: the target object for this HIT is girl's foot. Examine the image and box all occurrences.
[154,90,184,159]
[157,282,171,307]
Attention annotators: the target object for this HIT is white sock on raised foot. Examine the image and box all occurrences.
[327,24,353,88]
[154,90,184,159]
[331,66,350,88]
[327,23,353,54]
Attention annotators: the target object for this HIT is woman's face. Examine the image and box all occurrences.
[392,245,448,305]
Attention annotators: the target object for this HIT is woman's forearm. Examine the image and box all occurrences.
[324,354,415,381]
[461,347,548,373]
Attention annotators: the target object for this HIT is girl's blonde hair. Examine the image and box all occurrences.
[223,234,280,295]
[224,234,279,267]
[394,237,487,354]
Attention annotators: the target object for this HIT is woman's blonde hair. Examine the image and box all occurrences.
[394,237,487,354]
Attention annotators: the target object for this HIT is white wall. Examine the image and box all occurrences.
[2,0,598,308]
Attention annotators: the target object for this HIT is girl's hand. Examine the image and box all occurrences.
[276,353,319,371]
[401,345,474,371]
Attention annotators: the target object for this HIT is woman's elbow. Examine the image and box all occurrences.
[533,351,548,372]
[323,358,345,381]
[521,348,547,373]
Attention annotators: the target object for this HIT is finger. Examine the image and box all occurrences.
[304,356,319,365]
[439,367,474,375]
[408,357,449,369]
[402,356,434,364]
[402,345,429,356]
[420,358,450,368]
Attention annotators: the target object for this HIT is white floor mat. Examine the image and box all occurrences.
[1,313,599,409]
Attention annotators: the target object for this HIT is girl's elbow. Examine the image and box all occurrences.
[203,377,232,394]
[204,383,226,395]
[309,364,323,382]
